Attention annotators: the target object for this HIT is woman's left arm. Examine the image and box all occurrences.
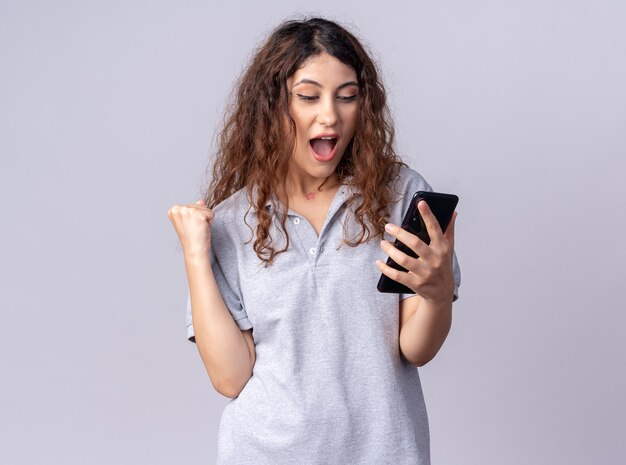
[397,294,452,366]
[376,200,457,367]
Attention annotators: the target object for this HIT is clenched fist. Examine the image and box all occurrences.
[167,199,215,259]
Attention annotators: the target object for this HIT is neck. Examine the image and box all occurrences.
[284,171,340,201]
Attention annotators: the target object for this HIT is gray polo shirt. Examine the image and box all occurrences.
[185,165,461,465]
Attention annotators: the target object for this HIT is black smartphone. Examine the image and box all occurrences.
[377,191,459,294]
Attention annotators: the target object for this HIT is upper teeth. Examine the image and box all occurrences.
[320,136,335,140]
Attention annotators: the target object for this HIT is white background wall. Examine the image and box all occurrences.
[1,1,624,464]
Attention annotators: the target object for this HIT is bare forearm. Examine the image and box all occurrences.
[185,254,253,397]
[399,298,452,367]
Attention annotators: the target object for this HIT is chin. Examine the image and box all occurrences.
[309,157,342,177]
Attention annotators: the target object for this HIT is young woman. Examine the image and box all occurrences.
[168,16,461,465]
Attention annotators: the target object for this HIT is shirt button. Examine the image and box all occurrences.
[309,247,316,255]
[293,217,301,225]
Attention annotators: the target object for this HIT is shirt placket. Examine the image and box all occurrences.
[287,187,350,268]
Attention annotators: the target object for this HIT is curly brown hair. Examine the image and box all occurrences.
[202,16,407,266]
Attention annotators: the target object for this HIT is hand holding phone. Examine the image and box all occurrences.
[377,191,458,294]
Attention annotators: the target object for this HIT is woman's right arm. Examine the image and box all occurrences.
[168,200,255,398]
[184,254,255,398]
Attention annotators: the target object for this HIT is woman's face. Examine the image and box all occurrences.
[285,52,360,186]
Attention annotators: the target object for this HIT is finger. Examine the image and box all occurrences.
[194,206,214,222]
[384,223,433,262]
[375,258,418,291]
[380,238,429,275]
[417,200,444,244]
[194,200,213,220]
[202,207,215,223]
[167,204,181,220]
[444,210,457,245]
[178,202,213,223]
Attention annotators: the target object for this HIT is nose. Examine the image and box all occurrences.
[316,96,338,127]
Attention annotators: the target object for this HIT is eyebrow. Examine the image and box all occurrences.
[292,79,359,90]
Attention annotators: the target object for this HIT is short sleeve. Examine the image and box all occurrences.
[450,251,461,302]
[394,165,462,303]
[185,218,253,343]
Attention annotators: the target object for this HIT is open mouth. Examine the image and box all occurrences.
[309,136,338,162]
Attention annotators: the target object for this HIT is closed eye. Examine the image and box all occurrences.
[296,94,358,102]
